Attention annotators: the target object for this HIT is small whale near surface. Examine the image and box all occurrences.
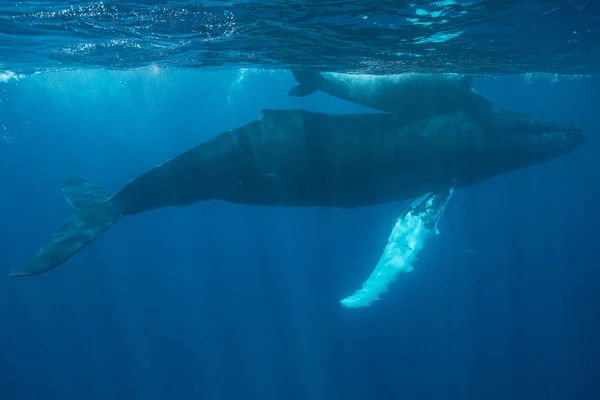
[9,108,585,278]
[287,70,493,123]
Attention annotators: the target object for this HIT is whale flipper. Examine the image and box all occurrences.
[287,70,323,97]
[340,189,454,308]
[9,181,121,277]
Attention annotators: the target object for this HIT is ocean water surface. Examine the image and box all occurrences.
[1,2,599,400]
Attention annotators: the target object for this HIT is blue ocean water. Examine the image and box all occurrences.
[1,1,599,75]
[1,2,600,400]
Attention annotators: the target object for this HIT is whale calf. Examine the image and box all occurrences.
[9,109,584,278]
[287,71,493,123]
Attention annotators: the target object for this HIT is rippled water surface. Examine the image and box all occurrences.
[1,0,598,75]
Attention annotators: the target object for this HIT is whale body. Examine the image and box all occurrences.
[9,109,584,278]
[287,71,493,124]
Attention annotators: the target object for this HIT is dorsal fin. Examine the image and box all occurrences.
[261,109,284,117]
[261,109,309,118]
[461,75,474,89]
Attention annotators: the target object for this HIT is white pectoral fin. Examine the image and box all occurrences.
[339,211,428,309]
[340,189,453,309]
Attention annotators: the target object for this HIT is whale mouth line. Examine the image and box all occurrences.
[539,127,586,150]
[546,128,584,137]
[523,124,584,139]
[542,127,585,141]
[528,125,582,135]
[551,127,582,134]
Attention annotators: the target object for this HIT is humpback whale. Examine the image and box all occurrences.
[9,109,584,278]
[287,71,493,123]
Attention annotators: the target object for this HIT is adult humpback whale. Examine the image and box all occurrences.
[287,71,493,123]
[9,109,584,278]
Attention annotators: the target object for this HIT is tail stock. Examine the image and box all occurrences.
[9,179,121,277]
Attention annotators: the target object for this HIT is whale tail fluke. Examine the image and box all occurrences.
[9,179,121,278]
[287,70,323,97]
[51,178,112,210]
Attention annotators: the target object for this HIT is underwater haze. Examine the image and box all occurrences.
[1,2,600,400]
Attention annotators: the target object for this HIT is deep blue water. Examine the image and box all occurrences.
[1,1,600,398]
[0,69,599,399]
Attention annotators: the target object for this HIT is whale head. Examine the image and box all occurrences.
[448,110,585,187]
[487,110,585,170]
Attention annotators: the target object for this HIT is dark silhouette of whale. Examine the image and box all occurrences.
[287,71,493,124]
[9,109,584,278]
